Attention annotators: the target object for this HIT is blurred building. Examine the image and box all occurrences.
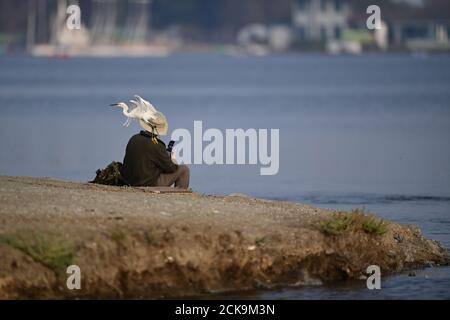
[291,0,350,42]
[389,5,450,50]
[291,0,450,53]
[349,0,450,51]
[237,24,292,55]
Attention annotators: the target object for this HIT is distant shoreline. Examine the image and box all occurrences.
[0,175,448,299]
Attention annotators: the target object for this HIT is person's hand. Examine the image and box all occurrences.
[171,152,178,164]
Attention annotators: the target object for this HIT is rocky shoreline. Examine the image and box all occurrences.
[0,176,448,299]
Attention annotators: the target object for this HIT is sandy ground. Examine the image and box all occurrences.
[0,175,448,299]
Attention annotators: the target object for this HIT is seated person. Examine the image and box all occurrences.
[121,113,189,189]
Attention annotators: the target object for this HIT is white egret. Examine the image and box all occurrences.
[110,95,168,141]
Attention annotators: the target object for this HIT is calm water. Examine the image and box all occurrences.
[0,54,449,299]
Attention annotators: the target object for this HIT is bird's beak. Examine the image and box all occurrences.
[110,104,118,107]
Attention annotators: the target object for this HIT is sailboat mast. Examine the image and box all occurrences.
[26,0,37,52]
[37,0,47,43]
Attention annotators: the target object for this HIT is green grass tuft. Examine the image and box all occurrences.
[0,232,74,274]
[362,217,389,236]
[318,209,389,237]
[255,236,267,246]
[144,229,158,245]
[110,229,126,243]
[318,215,355,236]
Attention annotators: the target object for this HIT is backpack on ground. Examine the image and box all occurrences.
[90,161,125,186]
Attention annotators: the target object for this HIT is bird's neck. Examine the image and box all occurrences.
[121,105,130,116]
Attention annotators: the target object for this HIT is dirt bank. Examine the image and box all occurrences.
[0,176,448,299]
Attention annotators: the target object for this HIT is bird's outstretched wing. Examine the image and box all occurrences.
[134,95,157,114]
